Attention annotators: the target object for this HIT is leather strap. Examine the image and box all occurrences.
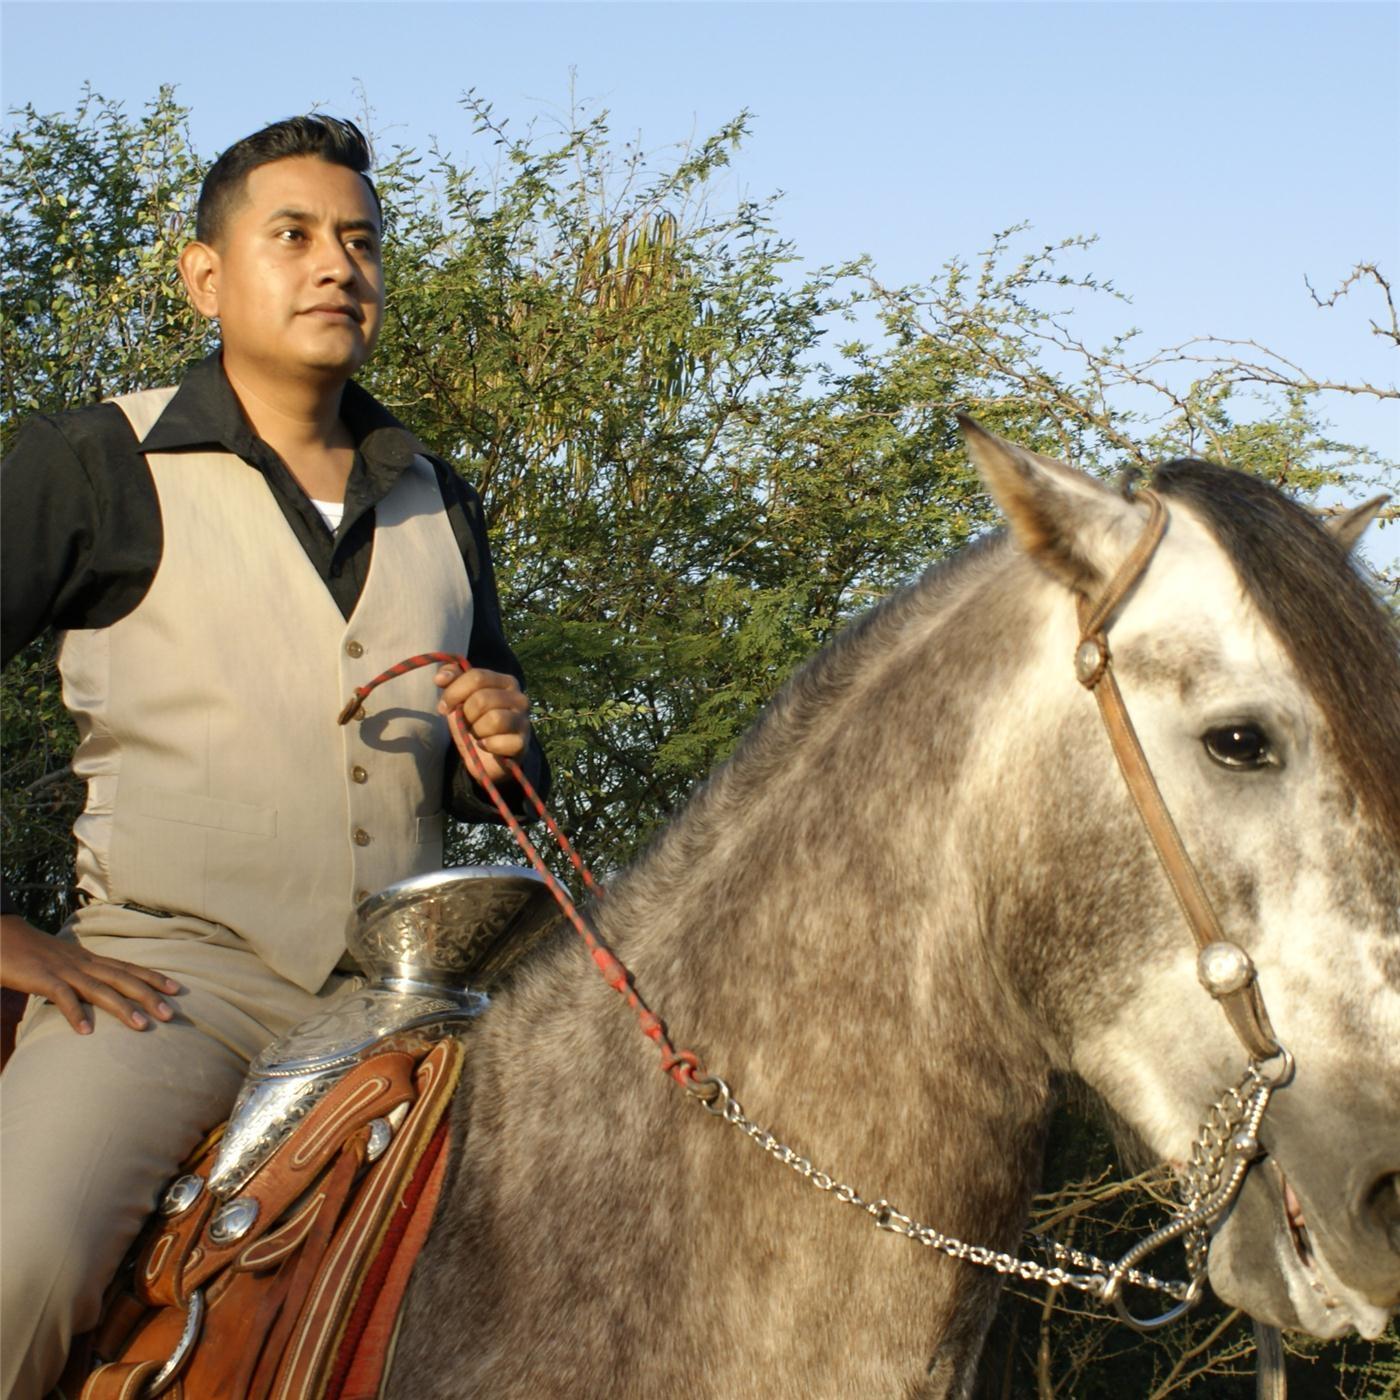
[269,1041,463,1399]
[1076,491,1281,1064]
[81,1358,165,1400]
[1255,1320,1288,1400]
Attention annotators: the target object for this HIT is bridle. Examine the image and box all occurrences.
[1066,486,1294,1327]
[1075,488,1283,1068]
[340,487,1295,1333]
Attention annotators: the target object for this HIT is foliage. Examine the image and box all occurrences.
[2,86,1396,1391]
[0,84,209,426]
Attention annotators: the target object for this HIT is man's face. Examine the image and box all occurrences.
[198,155,384,383]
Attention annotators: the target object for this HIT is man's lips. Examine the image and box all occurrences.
[300,303,364,323]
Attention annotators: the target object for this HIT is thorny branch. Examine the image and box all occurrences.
[1308,263,1400,351]
[1136,334,1396,402]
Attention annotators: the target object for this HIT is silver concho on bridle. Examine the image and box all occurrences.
[172,866,557,1226]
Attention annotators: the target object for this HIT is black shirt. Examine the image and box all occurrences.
[1,351,549,831]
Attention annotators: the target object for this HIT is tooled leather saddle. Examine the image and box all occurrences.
[63,866,557,1400]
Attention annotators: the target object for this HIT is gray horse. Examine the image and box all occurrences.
[391,424,1400,1397]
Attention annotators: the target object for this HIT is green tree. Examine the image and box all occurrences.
[2,87,1395,1395]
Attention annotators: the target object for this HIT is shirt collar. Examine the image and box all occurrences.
[137,350,423,471]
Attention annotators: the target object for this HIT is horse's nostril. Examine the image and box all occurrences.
[1364,1172,1400,1253]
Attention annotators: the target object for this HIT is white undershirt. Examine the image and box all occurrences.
[311,498,345,533]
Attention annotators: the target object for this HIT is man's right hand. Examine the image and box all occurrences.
[0,914,180,1034]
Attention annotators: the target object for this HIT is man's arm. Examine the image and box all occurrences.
[1,412,177,1030]
[2,414,105,668]
[1,407,161,667]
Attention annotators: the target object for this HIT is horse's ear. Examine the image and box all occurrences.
[1322,494,1389,554]
[958,415,1139,594]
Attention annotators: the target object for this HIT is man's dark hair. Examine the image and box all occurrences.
[196,115,381,245]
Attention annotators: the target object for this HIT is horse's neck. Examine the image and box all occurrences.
[443,908,1051,1393]
[412,549,1061,1390]
[583,540,1059,1120]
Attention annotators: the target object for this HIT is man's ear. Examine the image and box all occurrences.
[179,241,221,320]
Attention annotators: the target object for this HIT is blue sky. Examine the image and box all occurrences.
[3,2,1397,543]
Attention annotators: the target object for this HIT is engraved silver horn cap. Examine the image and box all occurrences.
[347,864,559,991]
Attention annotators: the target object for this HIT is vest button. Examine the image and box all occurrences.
[351,765,369,784]
[353,828,371,846]
[346,640,365,659]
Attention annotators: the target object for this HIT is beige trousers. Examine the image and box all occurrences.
[0,905,357,1400]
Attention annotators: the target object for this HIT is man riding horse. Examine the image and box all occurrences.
[0,115,548,1400]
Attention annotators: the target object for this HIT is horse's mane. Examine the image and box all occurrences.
[735,530,1007,757]
[1153,459,1400,852]
[620,458,1399,910]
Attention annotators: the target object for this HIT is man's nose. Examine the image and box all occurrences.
[314,238,357,285]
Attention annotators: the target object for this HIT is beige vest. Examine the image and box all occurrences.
[58,387,474,992]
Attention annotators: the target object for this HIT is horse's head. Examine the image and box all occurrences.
[963,420,1399,1339]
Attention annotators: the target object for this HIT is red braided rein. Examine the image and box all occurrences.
[338,653,704,1088]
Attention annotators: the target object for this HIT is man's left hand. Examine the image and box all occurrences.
[434,664,532,785]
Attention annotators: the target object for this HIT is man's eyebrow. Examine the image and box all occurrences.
[263,208,381,234]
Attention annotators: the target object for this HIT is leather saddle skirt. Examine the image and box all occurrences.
[71,1038,462,1400]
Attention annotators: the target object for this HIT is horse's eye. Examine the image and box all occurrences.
[1203,724,1273,770]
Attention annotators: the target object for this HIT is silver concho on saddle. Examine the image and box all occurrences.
[184,865,557,1220]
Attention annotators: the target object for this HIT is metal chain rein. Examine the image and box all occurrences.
[686,1056,1285,1324]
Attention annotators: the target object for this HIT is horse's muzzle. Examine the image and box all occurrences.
[1209,1151,1400,1338]
[1363,1169,1400,1278]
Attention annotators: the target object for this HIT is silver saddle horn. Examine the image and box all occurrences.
[182,866,557,1224]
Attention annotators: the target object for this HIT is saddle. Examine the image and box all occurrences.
[63,865,558,1400]
[74,1039,460,1400]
